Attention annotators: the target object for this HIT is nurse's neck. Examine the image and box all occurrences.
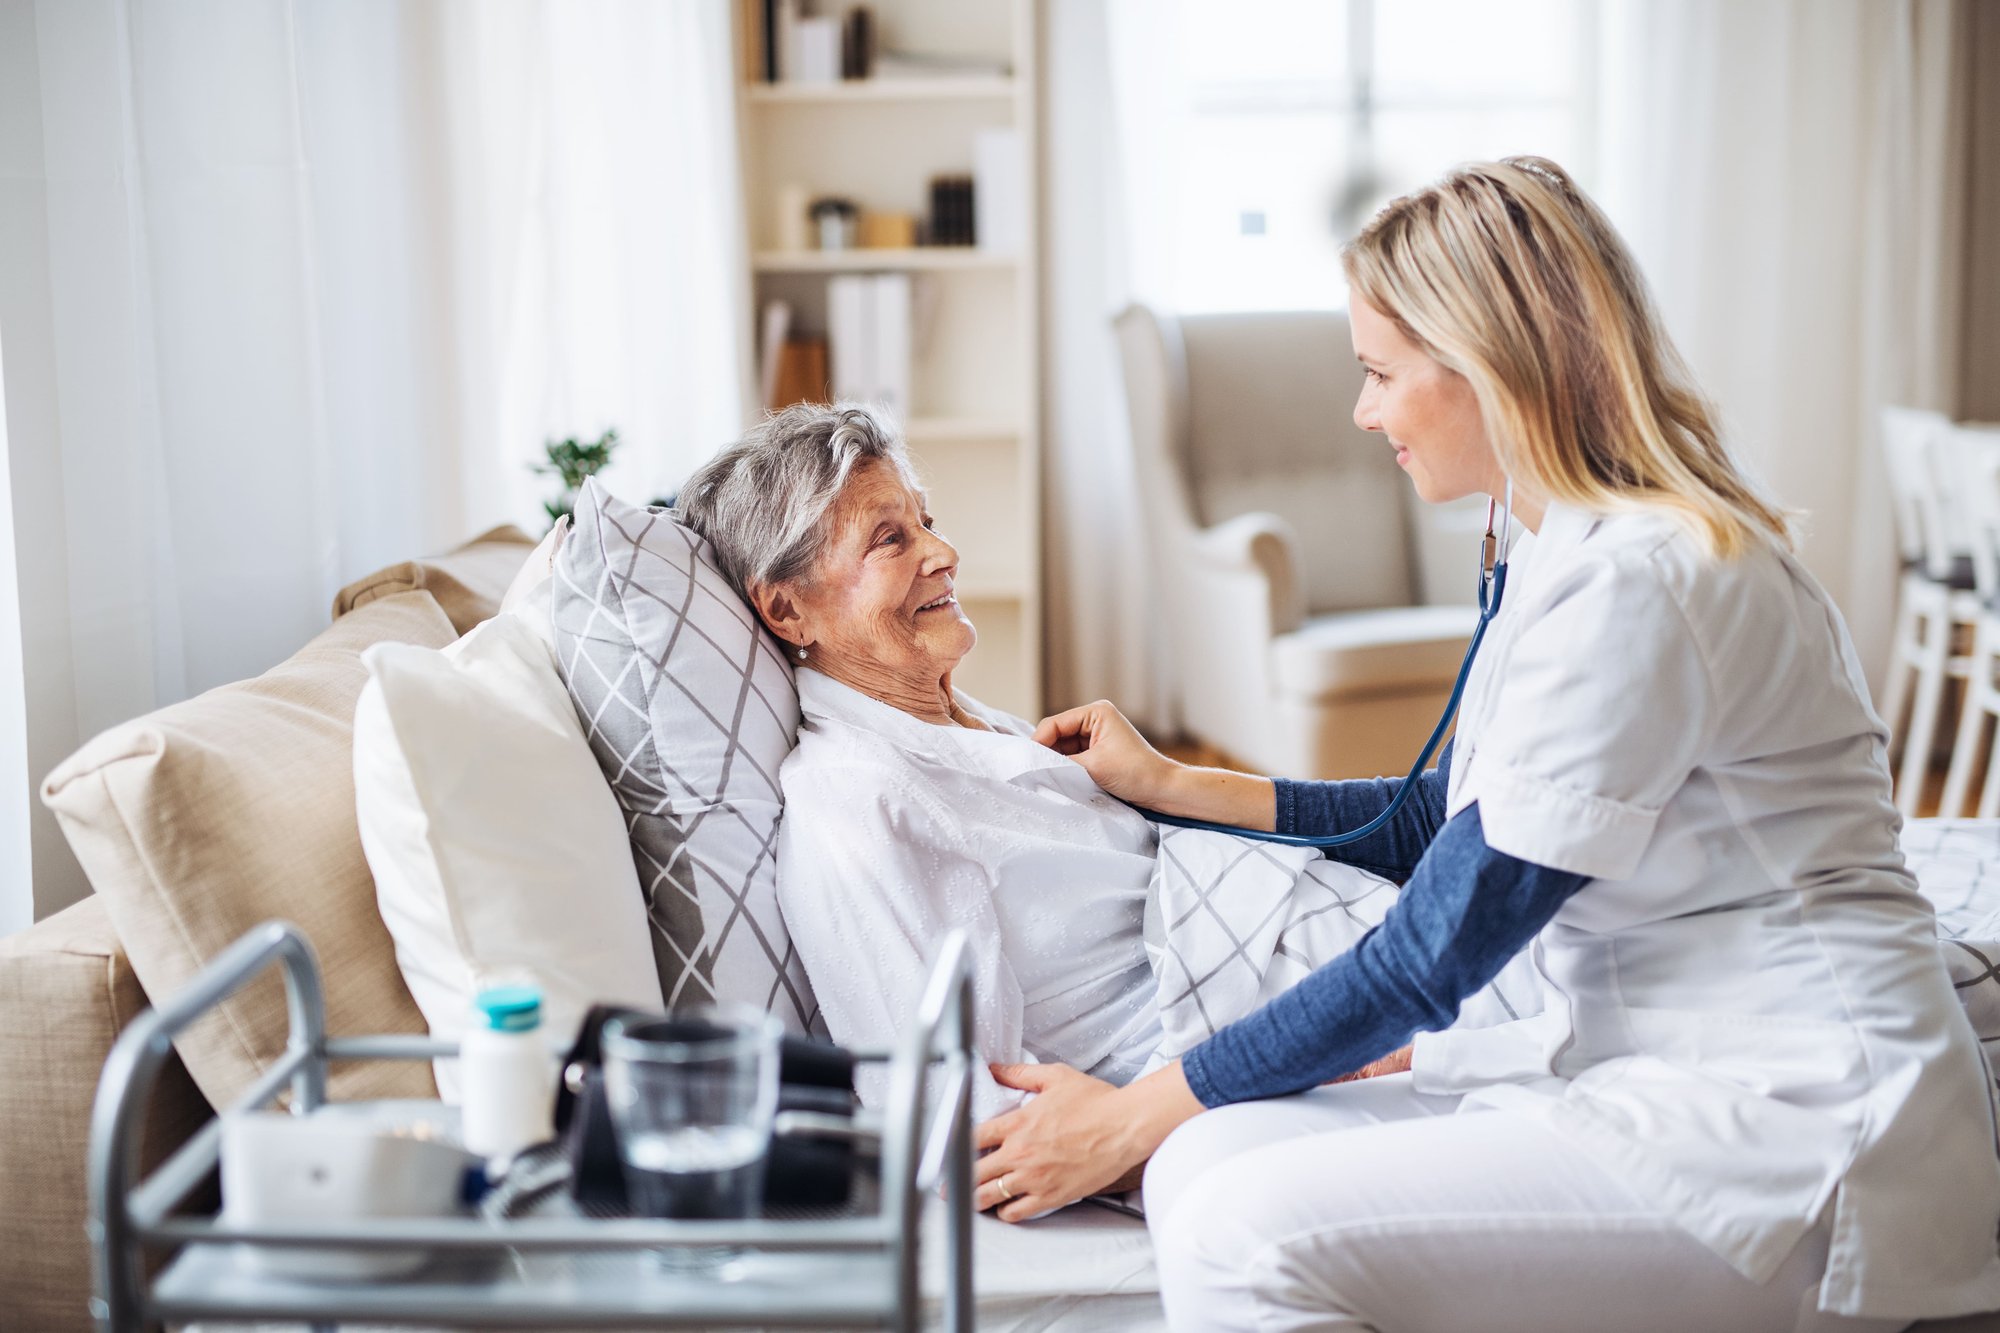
[1498,485,1549,536]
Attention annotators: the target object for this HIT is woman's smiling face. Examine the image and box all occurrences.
[1349,293,1503,506]
[773,460,976,710]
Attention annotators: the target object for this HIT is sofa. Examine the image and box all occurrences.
[0,526,535,1329]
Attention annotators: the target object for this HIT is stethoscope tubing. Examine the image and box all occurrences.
[1122,488,1514,848]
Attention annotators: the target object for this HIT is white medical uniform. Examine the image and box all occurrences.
[776,669,1165,1121]
[1147,502,2000,1329]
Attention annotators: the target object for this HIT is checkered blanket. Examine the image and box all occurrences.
[1901,819,2000,1102]
[1141,818,2000,1073]
[1140,826,1542,1061]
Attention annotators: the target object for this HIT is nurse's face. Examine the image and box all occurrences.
[1350,294,1504,505]
[767,461,977,708]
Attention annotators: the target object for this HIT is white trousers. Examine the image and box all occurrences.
[1141,1074,1910,1333]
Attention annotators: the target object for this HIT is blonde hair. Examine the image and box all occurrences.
[1342,156,1789,558]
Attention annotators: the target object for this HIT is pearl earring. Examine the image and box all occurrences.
[796,644,808,661]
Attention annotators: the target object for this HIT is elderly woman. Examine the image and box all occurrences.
[677,403,1174,1121]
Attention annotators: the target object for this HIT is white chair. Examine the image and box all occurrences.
[1113,304,1477,780]
[1937,425,2000,816]
[1880,406,1981,814]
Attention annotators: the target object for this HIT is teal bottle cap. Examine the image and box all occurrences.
[474,985,542,1032]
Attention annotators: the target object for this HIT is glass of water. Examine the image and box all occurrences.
[601,1005,782,1273]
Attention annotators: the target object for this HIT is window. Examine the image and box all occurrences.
[1163,0,1592,312]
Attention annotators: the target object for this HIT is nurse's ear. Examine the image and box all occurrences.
[749,580,811,653]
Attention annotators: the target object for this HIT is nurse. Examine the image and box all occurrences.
[972,157,2000,1331]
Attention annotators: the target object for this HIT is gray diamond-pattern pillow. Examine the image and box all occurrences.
[552,479,821,1033]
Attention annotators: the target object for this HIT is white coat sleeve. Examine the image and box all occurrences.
[776,761,1031,1122]
[1460,553,1715,881]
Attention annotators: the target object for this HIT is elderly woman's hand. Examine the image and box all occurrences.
[973,1060,1206,1222]
[1035,700,1280,832]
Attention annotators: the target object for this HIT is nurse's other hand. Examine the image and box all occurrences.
[974,1060,1205,1223]
[1033,700,1176,806]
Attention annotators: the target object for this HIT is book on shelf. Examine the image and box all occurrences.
[764,1,873,84]
[973,129,1023,256]
[758,300,792,408]
[769,336,830,412]
[828,274,911,421]
[927,176,975,247]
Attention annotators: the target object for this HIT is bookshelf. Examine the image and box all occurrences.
[732,1,1043,720]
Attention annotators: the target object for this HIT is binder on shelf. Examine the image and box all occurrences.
[759,300,793,409]
[871,273,912,422]
[791,15,842,85]
[973,129,1023,257]
[828,274,872,405]
[771,338,829,410]
[828,274,912,421]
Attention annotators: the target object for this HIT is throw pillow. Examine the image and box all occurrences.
[333,524,538,635]
[354,610,661,1099]
[552,478,821,1033]
[40,592,455,1110]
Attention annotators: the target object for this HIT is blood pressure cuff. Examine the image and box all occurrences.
[555,1004,860,1211]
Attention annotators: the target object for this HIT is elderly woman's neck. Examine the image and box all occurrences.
[817,660,961,726]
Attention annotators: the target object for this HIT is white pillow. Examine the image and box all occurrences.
[354,610,661,1099]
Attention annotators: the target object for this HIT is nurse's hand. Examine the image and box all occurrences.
[1033,700,1177,805]
[973,1060,1207,1222]
[1035,701,1279,831]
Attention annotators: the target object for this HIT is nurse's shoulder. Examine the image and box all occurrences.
[1549,504,1862,746]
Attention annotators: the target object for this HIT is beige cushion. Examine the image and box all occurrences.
[1270,605,1476,701]
[332,523,537,635]
[40,592,456,1112]
[0,896,210,1331]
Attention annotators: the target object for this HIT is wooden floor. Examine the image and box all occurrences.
[1158,737,1247,772]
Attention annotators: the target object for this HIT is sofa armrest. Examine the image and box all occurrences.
[0,896,211,1331]
[1190,510,1305,637]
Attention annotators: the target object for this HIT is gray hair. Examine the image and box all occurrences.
[677,402,919,597]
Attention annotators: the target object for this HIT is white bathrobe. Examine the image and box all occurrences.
[775,669,1166,1120]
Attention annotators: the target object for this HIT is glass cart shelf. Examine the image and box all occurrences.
[89,921,975,1331]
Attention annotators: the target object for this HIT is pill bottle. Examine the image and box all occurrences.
[460,984,554,1164]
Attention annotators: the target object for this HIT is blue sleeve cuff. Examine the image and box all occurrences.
[1178,1041,1228,1109]
[1272,778,1299,837]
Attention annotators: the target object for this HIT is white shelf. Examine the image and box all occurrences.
[736,0,1042,717]
[747,77,1017,104]
[753,248,1016,273]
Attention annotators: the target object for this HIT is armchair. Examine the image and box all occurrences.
[1113,305,1477,780]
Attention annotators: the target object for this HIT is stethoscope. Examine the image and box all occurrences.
[1127,482,1516,848]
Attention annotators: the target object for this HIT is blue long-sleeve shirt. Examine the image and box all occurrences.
[1180,742,1592,1107]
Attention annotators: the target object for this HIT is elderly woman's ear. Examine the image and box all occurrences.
[751,581,809,652]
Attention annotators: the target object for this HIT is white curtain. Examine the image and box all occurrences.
[0,0,747,928]
[1038,0,1180,732]
[1592,0,1969,689]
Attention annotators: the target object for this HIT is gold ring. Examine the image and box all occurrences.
[996,1174,1015,1201]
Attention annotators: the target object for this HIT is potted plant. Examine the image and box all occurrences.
[534,428,621,530]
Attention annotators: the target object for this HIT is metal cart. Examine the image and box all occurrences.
[88,921,976,1331]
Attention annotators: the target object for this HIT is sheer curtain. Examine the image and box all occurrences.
[1038,0,1178,733]
[1592,0,1971,686]
[0,0,747,928]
